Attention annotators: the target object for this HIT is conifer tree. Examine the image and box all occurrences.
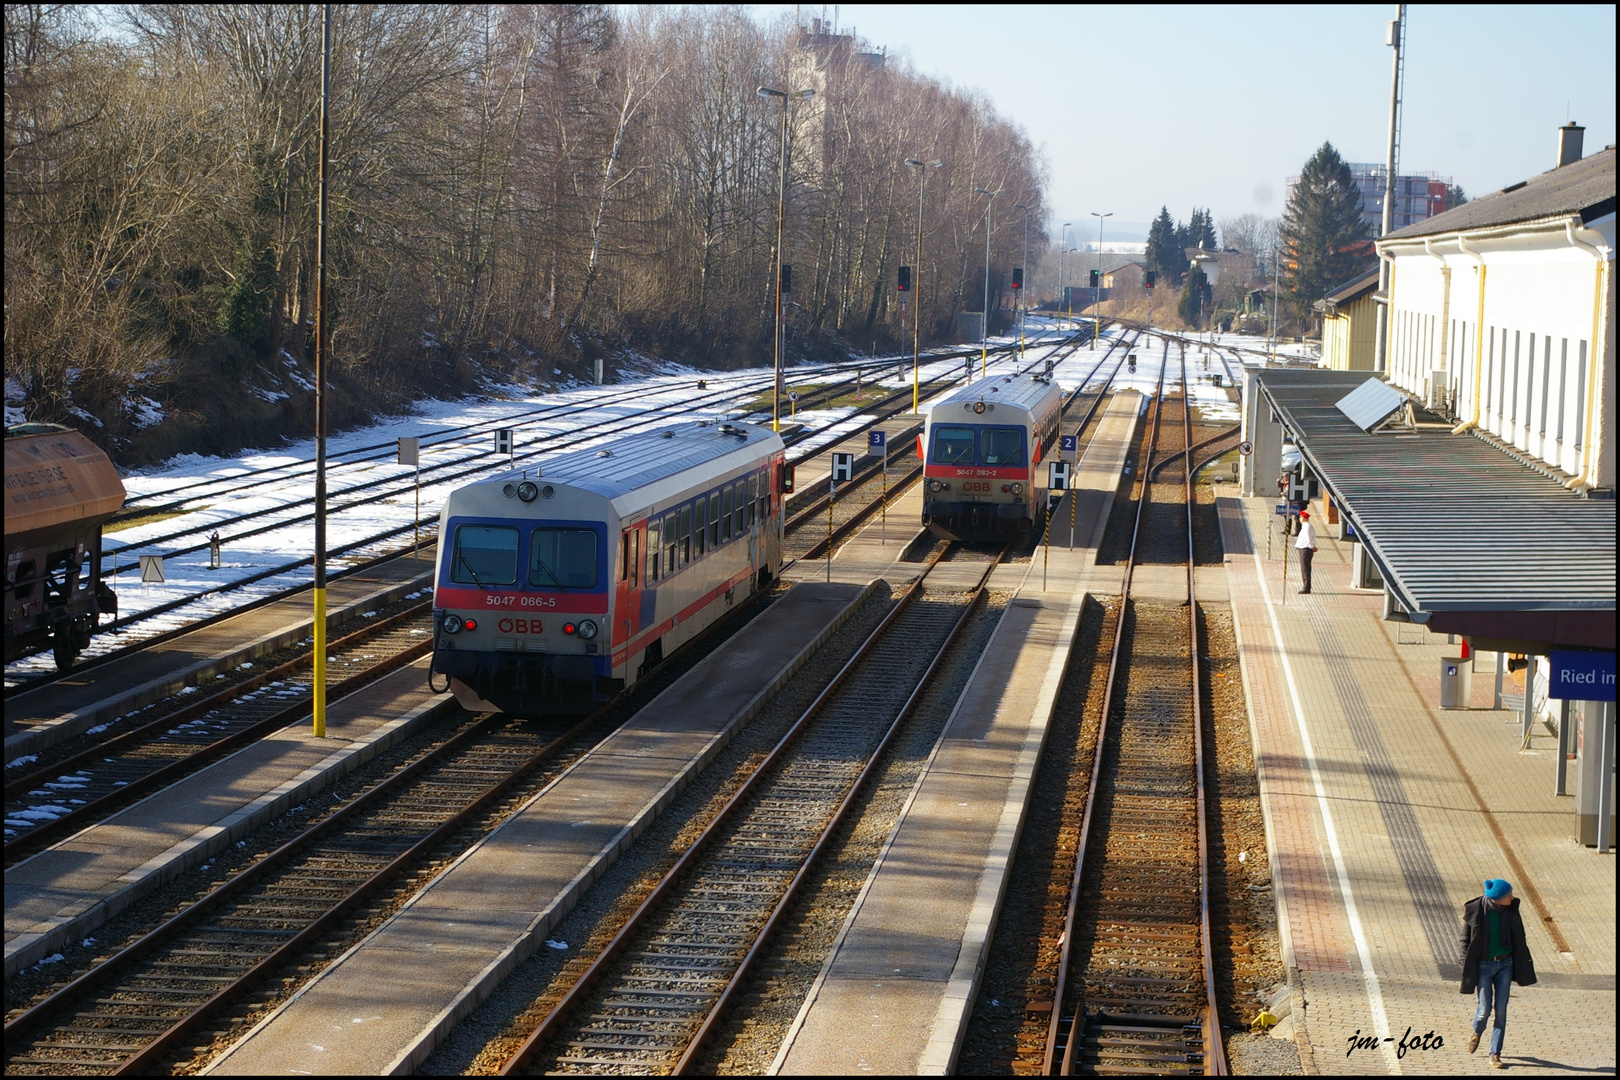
[1146,207,1180,281]
[1279,142,1373,321]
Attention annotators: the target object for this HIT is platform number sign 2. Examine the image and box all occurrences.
[1060,433,1078,459]
[831,452,854,484]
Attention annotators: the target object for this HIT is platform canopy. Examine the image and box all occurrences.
[1255,369,1615,652]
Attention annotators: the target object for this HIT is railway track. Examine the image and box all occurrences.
[1039,340,1227,1075]
[0,708,592,1075]
[495,542,1008,1075]
[4,602,434,863]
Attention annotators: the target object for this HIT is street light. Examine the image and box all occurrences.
[905,157,943,414]
[1057,222,1071,330]
[759,84,815,433]
[974,186,1003,377]
[1013,202,1031,356]
[1090,211,1111,348]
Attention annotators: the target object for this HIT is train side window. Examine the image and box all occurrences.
[756,474,768,521]
[721,487,733,541]
[733,481,746,533]
[678,505,692,567]
[620,530,630,581]
[708,493,720,546]
[747,475,758,528]
[663,512,678,573]
[694,498,706,557]
[647,519,661,581]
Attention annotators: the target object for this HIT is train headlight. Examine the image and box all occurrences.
[517,481,539,502]
[463,618,476,631]
[1011,483,1024,496]
[563,622,577,636]
[442,613,463,634]
[577,619,598,640]
[1001,484,1010,493]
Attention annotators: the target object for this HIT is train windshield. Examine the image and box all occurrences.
[451,525,518,585]
[931,426,976,464]
[529,528,598,589]
[979,427,1025,466]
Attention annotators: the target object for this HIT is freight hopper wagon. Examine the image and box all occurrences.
[920,373,1062,541]
[5,424,126,669]
[430,421,789,715]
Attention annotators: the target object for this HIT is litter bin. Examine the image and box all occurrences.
[1439,657,1471,709]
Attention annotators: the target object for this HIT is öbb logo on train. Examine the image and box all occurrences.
[497,617,543,635]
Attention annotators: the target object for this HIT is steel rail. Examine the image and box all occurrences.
[3,706,597,1076]
[4,538,434,698]
[497,540,1005,1076]
[1183,347,1228,1076]
[5,600,430,803]
[4,626,433,864]
[1148,424,1241,478]
[1043,336,1170,1076]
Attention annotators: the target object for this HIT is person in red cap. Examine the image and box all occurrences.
[1461,878,1536,1068]
[1294,509,1317,594]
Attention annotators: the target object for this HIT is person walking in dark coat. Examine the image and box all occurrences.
[1460,878,1537,1068]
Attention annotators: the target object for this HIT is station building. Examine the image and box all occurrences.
[1378,127,1614,493]
[1239,127,1615,848]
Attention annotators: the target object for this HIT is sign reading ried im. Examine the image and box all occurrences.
[1551,650,1616,701]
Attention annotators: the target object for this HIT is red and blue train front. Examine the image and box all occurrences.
[920,423,1035,541]
[430,516,621,715]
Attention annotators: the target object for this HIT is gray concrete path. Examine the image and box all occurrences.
[1219,491,1615,1076]
[6,554,433,758]
[772,393,1141,1075]
[4,655,453,979]
[206,581,872,1076]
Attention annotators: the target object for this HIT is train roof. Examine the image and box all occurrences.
[928,372,1061,416]
[491,421,782,502]
[4,428,127,543]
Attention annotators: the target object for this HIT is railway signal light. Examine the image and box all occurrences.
[780,263,792,293]
[1145,271,1157,290]
[1011,267,1023,290]
[898,265,911,292]
[1089,269,1100,288]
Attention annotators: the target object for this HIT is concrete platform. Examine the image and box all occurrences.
[771,393,1142,1075]
[5,553,434,759]
[4,655,454,979]
[205,580,873,1076]
[1218,492,1615,1075]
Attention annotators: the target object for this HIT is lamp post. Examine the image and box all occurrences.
[758,84,815,433]
[974,187,1003,376]
[1090,211,1112,348]
[905,157,943,414]
[1014,202,1030,356]
[1057,222,1071,330]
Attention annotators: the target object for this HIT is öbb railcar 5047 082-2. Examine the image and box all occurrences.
[920,373,1062,541]
[430,421,789,715]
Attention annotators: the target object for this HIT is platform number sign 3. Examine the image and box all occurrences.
[831,452,854,483]
[868,430,886,451]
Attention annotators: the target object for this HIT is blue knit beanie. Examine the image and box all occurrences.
[1484,878,1512,900]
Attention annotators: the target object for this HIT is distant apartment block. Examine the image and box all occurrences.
[1287,164,1454,235]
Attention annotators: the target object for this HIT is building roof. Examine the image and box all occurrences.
[1100,257,1144,275]
[1254,369,1615,618]
[1382,146,1615,240]
[1313,269,1380,314]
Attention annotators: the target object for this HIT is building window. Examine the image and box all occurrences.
[1574,341,1588,449]
[1557,339,1569,443]
[1539,336,1552,436]
[1509,331,1520,425]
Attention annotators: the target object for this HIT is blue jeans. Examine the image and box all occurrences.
[1473,957,1513,1055]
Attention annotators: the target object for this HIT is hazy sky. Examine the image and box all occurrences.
[758,4,1617,241]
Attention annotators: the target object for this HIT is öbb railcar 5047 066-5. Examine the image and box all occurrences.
[920,373,1062,541]
[430,421,789,715]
